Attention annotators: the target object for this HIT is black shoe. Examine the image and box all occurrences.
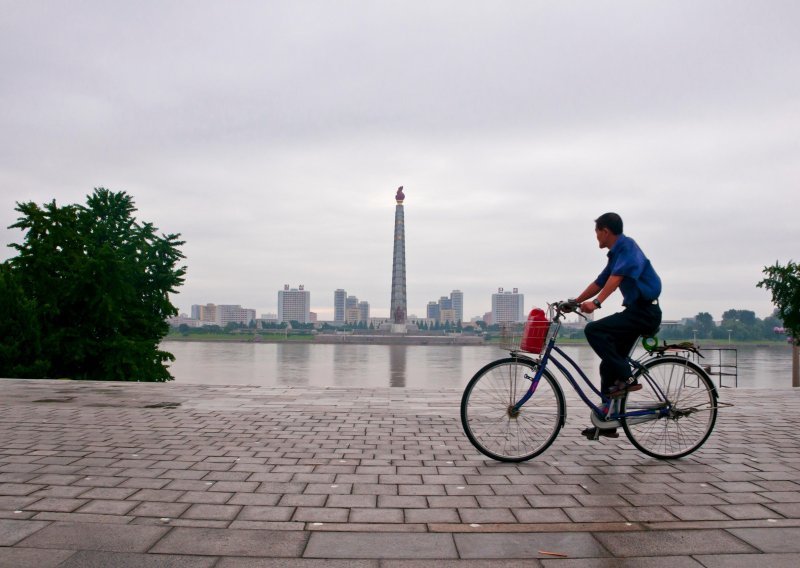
[581,426,619,440]
[608,377,642,398]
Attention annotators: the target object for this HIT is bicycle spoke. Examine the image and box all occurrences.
[623,357,717,459]
[461,358,563,462]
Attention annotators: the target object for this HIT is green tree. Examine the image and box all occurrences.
[4,188,185,381]
[762,310,784,339]
[0,264,48,377]
[693,312,715,338]
[225,321,242,332]
[728,309,756,326]
[758,260,800,386]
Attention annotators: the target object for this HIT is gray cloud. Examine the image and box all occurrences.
[2,1,798,321]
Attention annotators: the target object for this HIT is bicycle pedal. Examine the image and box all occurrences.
[590,410,621,430]
[581,427,602,441]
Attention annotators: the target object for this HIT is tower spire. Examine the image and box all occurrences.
[390,186,407,326]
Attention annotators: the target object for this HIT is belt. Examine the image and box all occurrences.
[626,298,659,307]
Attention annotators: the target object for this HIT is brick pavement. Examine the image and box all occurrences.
[1,378,800,566]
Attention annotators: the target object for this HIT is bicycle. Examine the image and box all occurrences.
[461,300,725,461]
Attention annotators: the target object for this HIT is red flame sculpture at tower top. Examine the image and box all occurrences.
[395,186,405,203]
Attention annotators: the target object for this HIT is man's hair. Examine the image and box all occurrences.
[595,212,623,235]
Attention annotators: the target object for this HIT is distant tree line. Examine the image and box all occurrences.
[553,309,786,343]
[658,309,785,342]
[175,320,316,335]
[483,308,787,344]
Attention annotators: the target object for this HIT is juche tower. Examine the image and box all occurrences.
[389,186,407,332]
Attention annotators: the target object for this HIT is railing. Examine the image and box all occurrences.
[698,348,738,388]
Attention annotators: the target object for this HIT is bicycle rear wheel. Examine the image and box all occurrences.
[460,357,564,462]
[621,356,718,459]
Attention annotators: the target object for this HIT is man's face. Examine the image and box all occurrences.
[595,227,613,249]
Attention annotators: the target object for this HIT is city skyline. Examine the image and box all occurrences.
[2,2,797,324]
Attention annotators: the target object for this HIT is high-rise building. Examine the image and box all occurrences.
[389,186,407,324]
[191,303,218,325]
[345,307,361,324]
[438,296,455,325]
[450,290,464,323]
[426,291,463,325]
[426,301,440,321]
[334,289,346,323]
[278,284,311,323]
[190,303,254,326]
[218,305,256,326]
[440,308,456,325]
[358,301,370,323]
[491,287,524,324]
[338,291,370,325]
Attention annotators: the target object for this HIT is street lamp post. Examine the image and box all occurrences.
[692,329,698,345]
[727,329,733,344]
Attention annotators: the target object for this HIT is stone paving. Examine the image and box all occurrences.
[1,378,800,566]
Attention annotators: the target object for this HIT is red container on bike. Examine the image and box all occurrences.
[519,308,550,354]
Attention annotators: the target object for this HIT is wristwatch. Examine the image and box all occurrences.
[592,299,602,309]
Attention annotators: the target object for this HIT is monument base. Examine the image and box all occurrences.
[377,323,420,334]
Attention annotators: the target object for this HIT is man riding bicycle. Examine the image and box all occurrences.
[572,212,662,440]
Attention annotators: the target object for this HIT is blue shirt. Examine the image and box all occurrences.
[595,234,661,306]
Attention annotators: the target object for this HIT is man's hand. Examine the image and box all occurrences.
[580,301,597,313]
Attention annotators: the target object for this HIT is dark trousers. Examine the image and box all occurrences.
[584,302,662,394]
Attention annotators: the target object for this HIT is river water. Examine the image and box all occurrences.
[163,341,795,390]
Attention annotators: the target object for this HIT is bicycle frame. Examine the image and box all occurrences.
[511,307,669,421]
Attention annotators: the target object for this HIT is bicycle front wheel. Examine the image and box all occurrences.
[622,356,718,459]
[460,357,564,462]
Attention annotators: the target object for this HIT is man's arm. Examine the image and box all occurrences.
[578,275,623,313]
[574,283,601,304]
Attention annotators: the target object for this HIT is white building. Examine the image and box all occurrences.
[278,284,311,323]
[217,305,256,326]
[334,289,346,323]
[167,314,204,328]
[491,287,524,324]
[358,301,370,323]
[191,303,218,324]
[190,303,255,326]
[450,290,464,323]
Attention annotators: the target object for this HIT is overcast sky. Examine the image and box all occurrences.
[1,1,798,322]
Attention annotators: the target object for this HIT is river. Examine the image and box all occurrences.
[163,341,795,390]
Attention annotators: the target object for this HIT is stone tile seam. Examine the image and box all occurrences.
[719,526,772,555]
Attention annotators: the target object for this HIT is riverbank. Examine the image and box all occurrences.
[164,333,486,346]
[164,333,788,349]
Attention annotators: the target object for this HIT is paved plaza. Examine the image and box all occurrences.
[2,377,800,567]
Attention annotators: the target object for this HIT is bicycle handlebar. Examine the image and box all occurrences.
[551,299,587,321]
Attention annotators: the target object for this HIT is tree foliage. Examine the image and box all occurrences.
[2,188,186,381]
[692,312,715,338]
[0,264,47,377]
[758,260,800,345]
